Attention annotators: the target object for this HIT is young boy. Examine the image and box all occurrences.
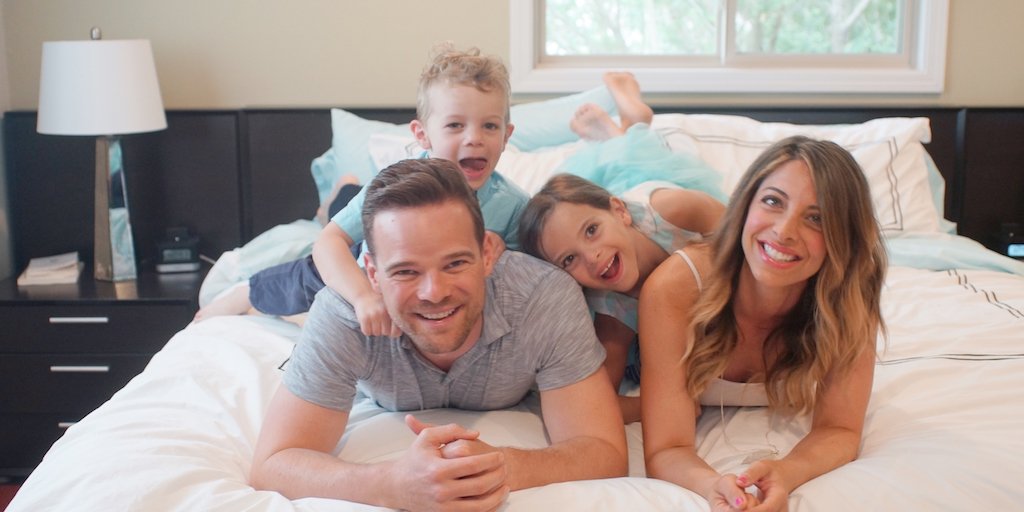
[195,45,529,334]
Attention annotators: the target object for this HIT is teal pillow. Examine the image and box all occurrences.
[311,108,410,205]
[508,85,617,151]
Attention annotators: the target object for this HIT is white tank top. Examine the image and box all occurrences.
[675,250,769,407]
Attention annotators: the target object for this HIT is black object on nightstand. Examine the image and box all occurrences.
[156,227,201,273]
[998,222,1024,260]
[0,268,206,477]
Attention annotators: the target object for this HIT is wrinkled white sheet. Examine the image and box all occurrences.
[9,266,1024,511]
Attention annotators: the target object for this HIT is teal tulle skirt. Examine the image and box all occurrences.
[557,124,727,202]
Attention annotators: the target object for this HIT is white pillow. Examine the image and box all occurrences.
[367,132,423,171]
[370,113,943,237]
[651,114,942,236]
[494,141,588,195]
[310,109,411,205]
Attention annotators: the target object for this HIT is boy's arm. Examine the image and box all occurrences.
[251,385,508,509]
[312,223,399,337]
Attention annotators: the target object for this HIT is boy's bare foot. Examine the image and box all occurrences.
[317,174,361,225]
[193,284,254,322]
[603,71,653,130]
[281,313,308,327]
[570,103,624,141]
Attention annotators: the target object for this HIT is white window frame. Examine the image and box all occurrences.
[509,0,948,94]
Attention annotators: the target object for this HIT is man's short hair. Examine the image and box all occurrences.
[362,158,485,255]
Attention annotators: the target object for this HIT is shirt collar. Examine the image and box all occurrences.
[477,270,512,345]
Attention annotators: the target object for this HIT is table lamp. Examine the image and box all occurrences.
[36,28,166,281]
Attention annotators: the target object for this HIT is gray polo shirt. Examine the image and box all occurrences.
[284,251,606,412]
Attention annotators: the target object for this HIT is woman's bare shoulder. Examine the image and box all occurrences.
[643,245,711,303]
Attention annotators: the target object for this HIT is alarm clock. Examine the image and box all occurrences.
[999,223,1024,261]
[156,227,201,273]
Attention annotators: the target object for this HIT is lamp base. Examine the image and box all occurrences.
[94,136,137,281]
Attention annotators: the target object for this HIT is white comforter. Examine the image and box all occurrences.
[9,266,1024,511]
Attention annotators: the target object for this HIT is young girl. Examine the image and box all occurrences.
[528,110,729,416]
[517,74,729,424]
[639,136,886,511]
[519,171,724,423]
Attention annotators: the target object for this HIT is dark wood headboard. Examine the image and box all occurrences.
[4,107,1023,272]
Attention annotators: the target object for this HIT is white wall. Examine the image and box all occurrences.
[2,0,1023,109]
[0,1,1021,279]
[3,0,510,109]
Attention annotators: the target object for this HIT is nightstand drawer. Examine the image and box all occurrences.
[0,303,193,353]
[0,354,152,413]
[0,413,74,476]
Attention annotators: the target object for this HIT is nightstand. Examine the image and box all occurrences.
[0,269,206,477]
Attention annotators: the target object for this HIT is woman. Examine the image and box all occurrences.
[639,135,886,511]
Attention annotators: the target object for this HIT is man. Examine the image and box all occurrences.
[250,158,627,511]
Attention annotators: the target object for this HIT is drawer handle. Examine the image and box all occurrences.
[58,422,76,429]
[49,316,110,324]
[49,365,111,373]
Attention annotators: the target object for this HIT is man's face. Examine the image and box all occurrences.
[365,200,496,361]
[411,84,514,190]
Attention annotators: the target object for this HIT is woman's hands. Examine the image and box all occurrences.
[706,459,789,512]
[706,472,762,511]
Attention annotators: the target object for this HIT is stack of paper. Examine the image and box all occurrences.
[17,251,84,286]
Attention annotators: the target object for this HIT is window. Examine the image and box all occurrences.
[509,0,948,94]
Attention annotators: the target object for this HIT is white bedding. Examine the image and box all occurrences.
[10,265,1024,511]
[12,108,1024,509]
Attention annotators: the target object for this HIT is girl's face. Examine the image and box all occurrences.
[741,159,827,293]
[537,198,640,293]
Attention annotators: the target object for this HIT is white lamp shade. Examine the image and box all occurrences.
[37,39,167,136]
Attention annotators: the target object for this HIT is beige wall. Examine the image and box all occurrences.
[3,0,1024,110]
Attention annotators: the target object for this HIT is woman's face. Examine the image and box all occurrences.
[741,159,827,292]
[537,198,639,293]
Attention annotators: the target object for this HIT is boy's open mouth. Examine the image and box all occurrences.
[459,157,488,174]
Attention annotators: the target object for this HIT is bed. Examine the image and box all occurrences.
[6,98,1024,511]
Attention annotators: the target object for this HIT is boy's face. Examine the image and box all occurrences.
[411,84,514,190]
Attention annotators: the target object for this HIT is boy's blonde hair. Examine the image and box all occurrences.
[416,44,511,123]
